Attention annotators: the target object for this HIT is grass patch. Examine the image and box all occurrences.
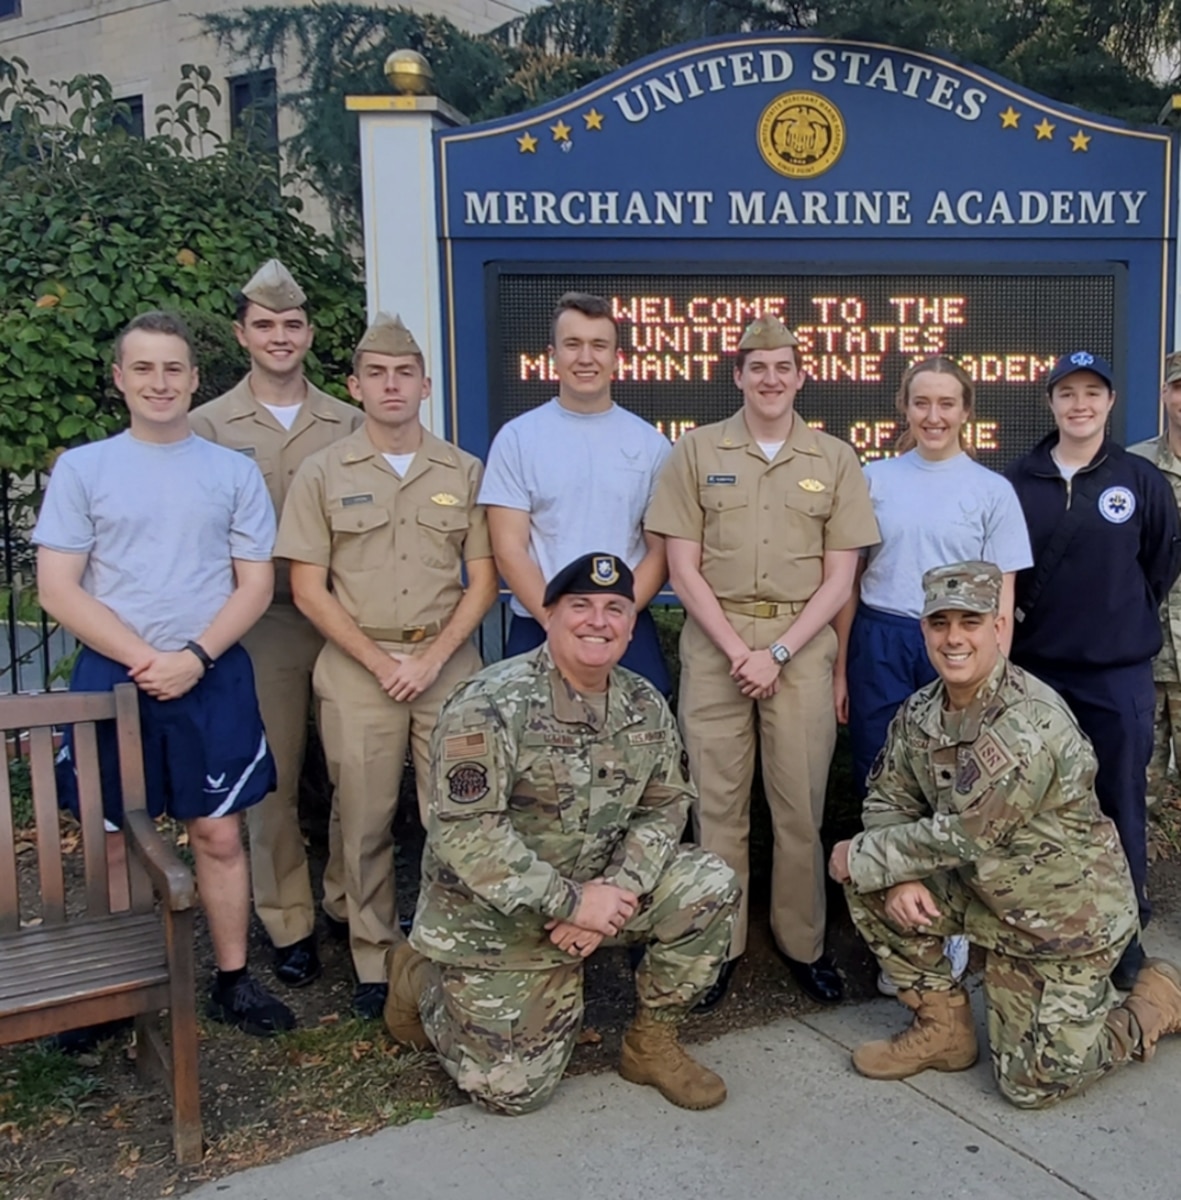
[0,1044,105,1129]
[271,1018,440,1128]
[7,757,32,830]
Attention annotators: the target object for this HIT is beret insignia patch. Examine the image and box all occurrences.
[447,761,490,804]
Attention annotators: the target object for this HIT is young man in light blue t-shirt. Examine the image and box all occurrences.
[34,311,295,1042]
[479,292,673,693]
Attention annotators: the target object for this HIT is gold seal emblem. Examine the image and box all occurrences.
[757,91,845,179]
[431,493,460,506]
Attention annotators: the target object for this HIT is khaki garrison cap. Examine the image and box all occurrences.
[1165,351,1181,385]
[920,561,1002,619]
[354,312,423,359]
[737,314,799,352]
[241,259,307,311]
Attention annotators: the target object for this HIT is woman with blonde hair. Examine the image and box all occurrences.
[835,357,1032,795]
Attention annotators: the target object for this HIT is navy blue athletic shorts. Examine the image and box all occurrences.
[55,644,276,828]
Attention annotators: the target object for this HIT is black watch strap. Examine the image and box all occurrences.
[184,640,215,671]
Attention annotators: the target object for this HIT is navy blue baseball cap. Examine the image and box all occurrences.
[1046,351,1114,391]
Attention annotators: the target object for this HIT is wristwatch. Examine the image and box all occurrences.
[184,640,216,671]
[768,642,792,667]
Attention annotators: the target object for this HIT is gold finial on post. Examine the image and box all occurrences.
[384,49,434,97]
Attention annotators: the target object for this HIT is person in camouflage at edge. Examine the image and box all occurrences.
[383,552,739,1115]
[1129,350,1181,808]
[827,560,1181,1108]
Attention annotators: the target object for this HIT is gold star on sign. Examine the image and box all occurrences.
[1034,117,1055,140]
[999,106,1021,129]
[551,120,571,142]
[583,108,604,130]
[517,131,538,153]
[1070,129,1092,152]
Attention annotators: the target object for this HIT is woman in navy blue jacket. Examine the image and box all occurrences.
[1006,351,1181,988]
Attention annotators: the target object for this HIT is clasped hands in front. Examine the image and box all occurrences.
[545,879,639,959]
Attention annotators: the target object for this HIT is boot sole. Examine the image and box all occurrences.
[852,1049,979,1081]
[618,1058,727,1110]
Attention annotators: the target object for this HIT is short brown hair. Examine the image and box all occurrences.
[549,292,617,346]
[350,347,426,375]
[734,346,798,373]
[893,356,976,456]
[113,311,196,366]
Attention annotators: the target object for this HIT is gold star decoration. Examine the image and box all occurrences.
[999,106,1021,129]
[517,131,538,153]
[1034,117,1055,141]
[1070,129,1092,152]
[583,108,604,130]
[551,120,572,142]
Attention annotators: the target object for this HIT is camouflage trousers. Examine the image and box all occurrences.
[846,872,1136,1108]
[420,846,738,1116]
[1148,682,1181,808]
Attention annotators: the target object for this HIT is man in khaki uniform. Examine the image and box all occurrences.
[1129,350,1181,807]
[277,313,497,1017]
[190,259,363,987]
[646,315,879,1009]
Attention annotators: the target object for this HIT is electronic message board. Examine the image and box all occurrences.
[491,269,1121,464]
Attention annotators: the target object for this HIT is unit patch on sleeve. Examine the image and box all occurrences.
[446,761,490,804]
[975,732,1016,778]
[443,732,488,761]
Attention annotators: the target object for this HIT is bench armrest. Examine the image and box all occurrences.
[125,810,197,911]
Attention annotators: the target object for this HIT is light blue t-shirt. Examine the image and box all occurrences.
[478,398,672,616]
[860,450,1032,619]
[33,432,275,651]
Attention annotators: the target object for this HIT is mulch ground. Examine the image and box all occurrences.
[4,769,1180,1200]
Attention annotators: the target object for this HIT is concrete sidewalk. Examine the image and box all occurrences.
[191,914,1181,1200]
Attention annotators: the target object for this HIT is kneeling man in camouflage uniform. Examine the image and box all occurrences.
[828,561,1181,1108]
[385,552,739,1114]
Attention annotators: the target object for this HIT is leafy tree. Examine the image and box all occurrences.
[0,56,364,476]
[204,0,1178,238]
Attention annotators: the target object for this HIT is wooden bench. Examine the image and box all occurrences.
[0,683,203,1164]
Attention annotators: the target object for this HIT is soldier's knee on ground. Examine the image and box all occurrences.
[466,1065,562,1117]
[996,1066,1064,1110]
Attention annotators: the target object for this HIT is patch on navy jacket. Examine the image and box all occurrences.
[1098,486,1136,524]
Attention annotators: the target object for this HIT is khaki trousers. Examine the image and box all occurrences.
[678,610,838,962]
[314,636,482,981]
[241,604,323,949]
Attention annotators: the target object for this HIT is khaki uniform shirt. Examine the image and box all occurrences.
[190,376,363,601]
[275,424,491,635]
[411,646,695,970]
[645,410,879,602]
[1128,434,1181,682]
[847,658,1137,959]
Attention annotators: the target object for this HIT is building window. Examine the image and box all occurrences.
[229,69,278,155]
[0,0,20,19]
[114,95,145,139]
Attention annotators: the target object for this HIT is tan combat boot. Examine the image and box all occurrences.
[619,1010,727,1110]
[853,987,979,1080]
[1121,958,1181,1062]
[383,943,433,1050]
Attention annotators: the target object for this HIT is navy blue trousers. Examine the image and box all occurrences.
[847,604,937,800]
[1019,659,1154,929]
[505,606,671,697]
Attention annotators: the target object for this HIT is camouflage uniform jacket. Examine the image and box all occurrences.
[847,657,1137,959]
[411,645,695,970]
[1128,434,1181,683]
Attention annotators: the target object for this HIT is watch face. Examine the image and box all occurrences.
[771,644,789,665]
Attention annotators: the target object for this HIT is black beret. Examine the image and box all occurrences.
[542,553,635,607]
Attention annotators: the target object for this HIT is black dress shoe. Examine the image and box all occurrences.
[693,959,738,1015]
[780,951,844,1004]
[274,935,322,988]
[353,982,389,1020]
[1112,936,1146,991]
[323,912,349,943]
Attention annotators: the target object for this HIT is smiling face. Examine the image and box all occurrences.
[734,346,804,427]
[348,351,429,431]
[1049,370,1115,447]
[112,329,198,440]
[550,308,617,409]
[234,302,314,379]
[545,592,636,688]
[922,608,1001,702]
[905,369,970,460]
